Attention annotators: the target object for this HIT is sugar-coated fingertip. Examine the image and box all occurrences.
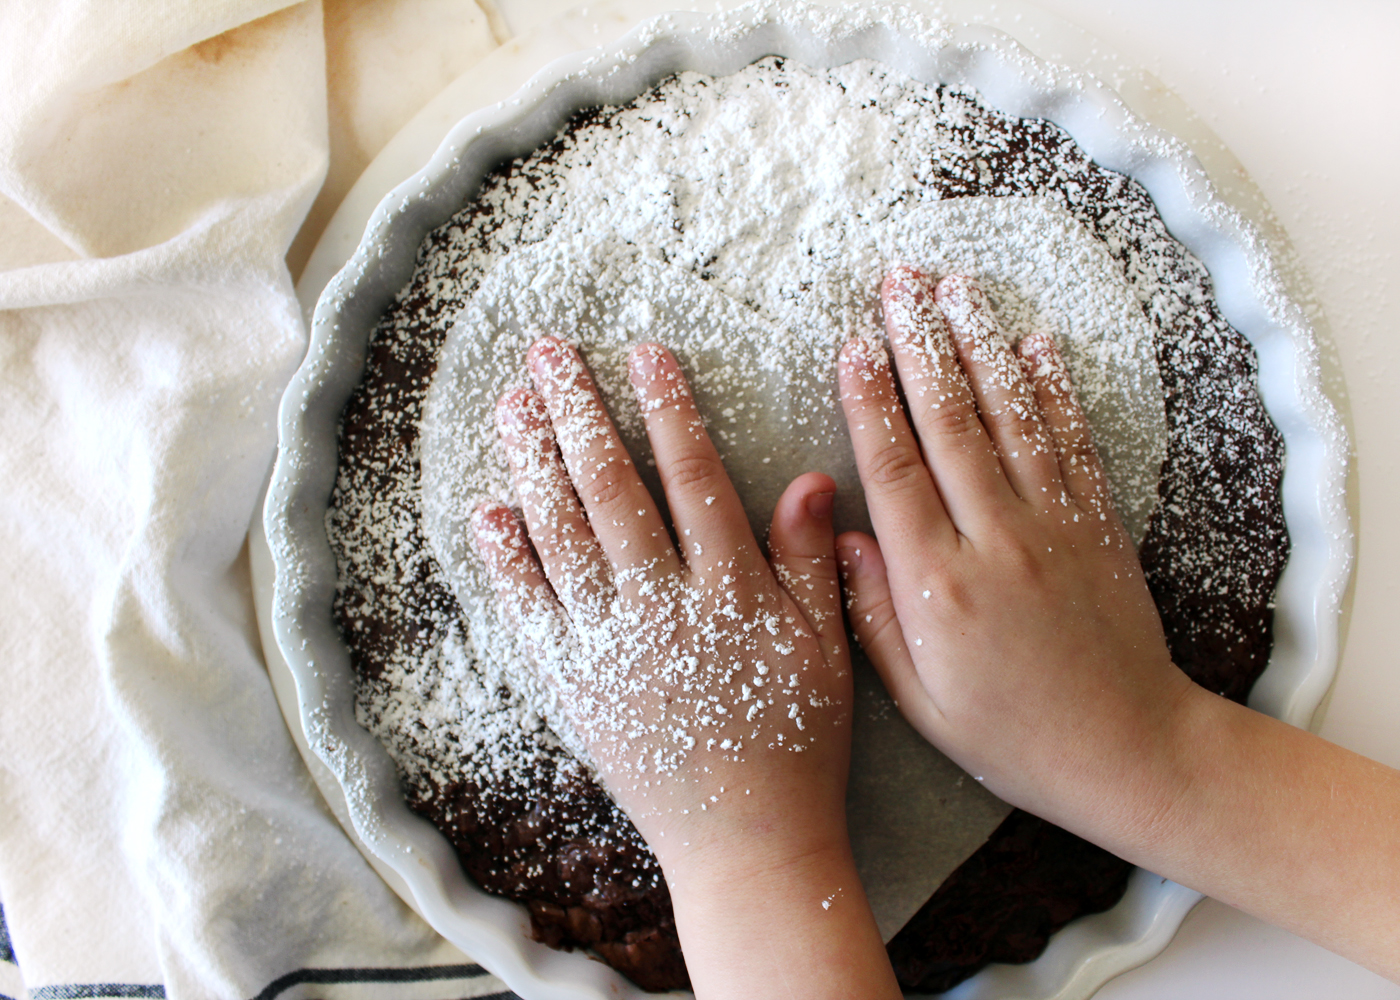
[495,384,534,412]
[470,500,511,533]
[933,272,978,304]
[526,333,563,360]
[527,334,576,381]
[1017,330,1055,358]
[838,336,877,365]
[879,259,935,302]
[882,262,932,300]
[628,341,668,379]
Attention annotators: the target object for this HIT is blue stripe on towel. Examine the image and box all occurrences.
[0,902,13,965]
[31,987,165,999]
[251,963,513,1000]
[0,900,519,1000]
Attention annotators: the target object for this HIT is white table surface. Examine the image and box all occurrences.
[380,0,1400,994]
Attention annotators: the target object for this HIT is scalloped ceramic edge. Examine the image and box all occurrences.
[263,3,1352,998]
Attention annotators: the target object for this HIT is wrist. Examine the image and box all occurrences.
[628,775,851,883]
[1026,664,1210,863]
[646,801,851,890]
[1075,673,1227,865]
[661,820,854,903]
[658,828,901,1000]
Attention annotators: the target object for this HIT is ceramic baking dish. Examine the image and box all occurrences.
[258,3,1351,997]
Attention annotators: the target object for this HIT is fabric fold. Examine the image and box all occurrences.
[0,1,510,996]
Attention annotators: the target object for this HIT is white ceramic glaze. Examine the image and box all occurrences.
[259,3,1351,998]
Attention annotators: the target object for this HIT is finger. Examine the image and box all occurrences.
[767,472,848,674]
[629,343,760,568]
[496,387,614,616]
[837,336,956,557]
[527,336,681,583]
[933,274,1063,505]
[470,501,571,663]
[835,532,945,745]
[881,265,1013,528]
[1018,333,1111,514]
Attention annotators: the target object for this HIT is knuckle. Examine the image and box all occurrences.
[1062,435,1100,469]
[996,535,1046,581]
[918,574,972,619]
[574,454,634,511]
[988,412,1054,460]
[981,399,1037,438]
[851,587,898,634]
[862,442,929,493]
[919,398,984,441]
[859,593,914,656]
[774,554,838,603]
[660,451,725,498]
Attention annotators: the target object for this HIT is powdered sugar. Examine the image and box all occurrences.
[326,48,1286,914]
[416,58,1166,775]
[272,0,1314,978]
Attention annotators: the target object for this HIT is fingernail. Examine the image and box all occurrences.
[470,502,508,544]
[630,342,665,374]
[806,491,835,520]
[839,337,887,374]
[884,263,931,302]
[835,544,861,573]
[934,274,983,320]
[1019,330,1052,357]
[934,272,975,300]
[884,271,913,301]
[629,343,663,396]
[496,395,522,431]
[529,337,570,380]
[496,388,543,433]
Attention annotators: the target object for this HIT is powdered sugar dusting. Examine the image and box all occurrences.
[323,42,1289,956]
[416,59,1167,771]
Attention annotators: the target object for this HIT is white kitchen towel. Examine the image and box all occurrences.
[0,1,512,997]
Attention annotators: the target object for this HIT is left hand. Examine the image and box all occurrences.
[473,336,850,865]
[473,336,900,1000]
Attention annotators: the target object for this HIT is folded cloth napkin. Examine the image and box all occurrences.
[0,2,514,997]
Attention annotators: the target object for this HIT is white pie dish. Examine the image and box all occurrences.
[257,2,1352,998]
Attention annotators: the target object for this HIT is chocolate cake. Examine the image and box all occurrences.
[325,54,1287,993]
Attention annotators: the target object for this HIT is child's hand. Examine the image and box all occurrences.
[838,266,1400,983]
[474,335,848,863]
[836,266,1196,847]
[474,335,900,999]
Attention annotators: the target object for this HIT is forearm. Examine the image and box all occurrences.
[1103,685,1400,980]
[661,837,901,1000]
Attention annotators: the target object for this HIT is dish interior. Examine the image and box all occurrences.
[264,4,1350,999]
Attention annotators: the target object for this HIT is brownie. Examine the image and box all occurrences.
[325,57,1287,992]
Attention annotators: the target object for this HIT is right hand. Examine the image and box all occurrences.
[839,267,1400,985]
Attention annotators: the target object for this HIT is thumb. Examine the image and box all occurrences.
[837,531,945,745]
[768,471,847,673]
